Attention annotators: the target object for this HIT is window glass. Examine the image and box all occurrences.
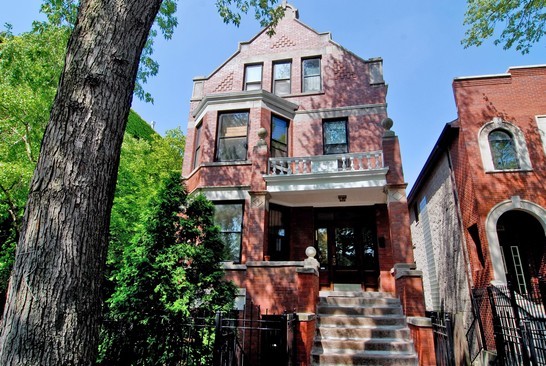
[302,58,321,92]
[245,64,262,91]
[271,116,289,157]
[268,205,289,260]
[488,129,519,170]
[214,203,243,262]
[192,123,202,169]
[216,112,249,161]
[323,119,348,154]
[273,61,291,95]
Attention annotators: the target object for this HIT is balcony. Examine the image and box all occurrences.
[263,151,389,207]
[267,151,384,176]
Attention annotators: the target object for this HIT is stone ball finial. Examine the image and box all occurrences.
[305,246,317,258]
[257,127,268,139]
[381,117,395,137]
[256,127,268,148]
[381,117,393,131]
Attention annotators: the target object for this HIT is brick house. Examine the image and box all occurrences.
[182,4,433,364]
[408,65,546,364]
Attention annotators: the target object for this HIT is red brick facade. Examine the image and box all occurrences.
[182,4,429,364]
[409,65,546,360]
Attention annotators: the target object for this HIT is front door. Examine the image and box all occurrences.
[497,210,546,295]
[315,207,378,288]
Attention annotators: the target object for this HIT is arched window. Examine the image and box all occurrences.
[488,129,519,170]
[478,119,531,172]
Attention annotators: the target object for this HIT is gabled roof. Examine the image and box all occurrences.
[193,2,379,82]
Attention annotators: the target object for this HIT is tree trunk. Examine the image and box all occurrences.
[0,0,162,364]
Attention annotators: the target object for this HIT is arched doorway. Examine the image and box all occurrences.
[497,210,546,294]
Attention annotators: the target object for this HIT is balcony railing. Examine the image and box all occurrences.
[267,151,384,176]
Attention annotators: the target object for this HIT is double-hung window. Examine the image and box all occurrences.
[273,61,291,96]
[302,58,321,92]
[271,115,289,158]
[214,202,243,262]
[216,111,249,161]
[244,64,262,91]
[323,119,348,154]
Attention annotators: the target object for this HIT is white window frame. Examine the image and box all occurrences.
[536,115,546,156]
[478,117,532,172]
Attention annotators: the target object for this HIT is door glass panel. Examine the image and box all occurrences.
[316,228,328,268]
[335,227,356,267]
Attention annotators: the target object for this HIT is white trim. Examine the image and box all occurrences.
[536,115,546,156]
[478,117,532,172]
[485,197,546,283]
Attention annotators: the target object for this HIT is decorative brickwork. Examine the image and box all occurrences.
[212,71,234,92]
[271,34,296,49]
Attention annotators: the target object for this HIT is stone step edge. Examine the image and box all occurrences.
[317,324,410,330]
[319,291,396,298]
[311,348,418,357]
[318,313,406,318]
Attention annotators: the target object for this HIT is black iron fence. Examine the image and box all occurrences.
[487,282,546,366]
[180,304,297,366]
[430,310,455,366]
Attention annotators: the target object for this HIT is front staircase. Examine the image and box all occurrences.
[311,290,419,366]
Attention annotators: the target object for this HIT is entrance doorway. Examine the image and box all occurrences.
[314,207,378,289]
[497,210,546,295]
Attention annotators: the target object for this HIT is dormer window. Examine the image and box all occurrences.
[244,64,262,91]
[488,129,519,170]
[273,61,291,96]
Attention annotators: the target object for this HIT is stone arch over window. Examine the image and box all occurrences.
[485,197,546,284]
[478,118,532,172]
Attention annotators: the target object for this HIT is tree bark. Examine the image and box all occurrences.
[0,0,162,364]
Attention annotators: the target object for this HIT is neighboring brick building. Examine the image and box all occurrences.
[409,65,546,364]
[182,4,432,364]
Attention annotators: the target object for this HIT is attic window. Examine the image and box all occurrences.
[273,61,291,96]
[302,58,321,92]
[244,64,262,91]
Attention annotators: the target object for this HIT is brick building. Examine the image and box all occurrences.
[408,65,546,364]
[182,4,433,364]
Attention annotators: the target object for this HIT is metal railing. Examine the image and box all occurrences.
[430,310,455,366]
[487,282,546,365]
[267,151,384,176]
[179,303,297,366]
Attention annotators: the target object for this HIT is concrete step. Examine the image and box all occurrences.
[317,324,411,340]
[319,290,395,298]
[318,314,407,327]
[319,295,401,307]
[312,291,419,365]
[311,350,418,366]
[318,304,403,316]
[314,337,414,353]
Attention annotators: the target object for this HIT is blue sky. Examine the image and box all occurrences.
[2,0,545,189]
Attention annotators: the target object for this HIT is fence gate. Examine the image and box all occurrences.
[213,304,296,366]
[487,282,546,366]
[431,310,455,366]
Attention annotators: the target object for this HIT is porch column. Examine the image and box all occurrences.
[246,191,269,262]
[244,128,270,262]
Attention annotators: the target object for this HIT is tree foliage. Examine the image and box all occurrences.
[0,0,282,363]
[0,25,68,310]
[463,0,546,54]
[109,127,185,266]
[99,174,236,365]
